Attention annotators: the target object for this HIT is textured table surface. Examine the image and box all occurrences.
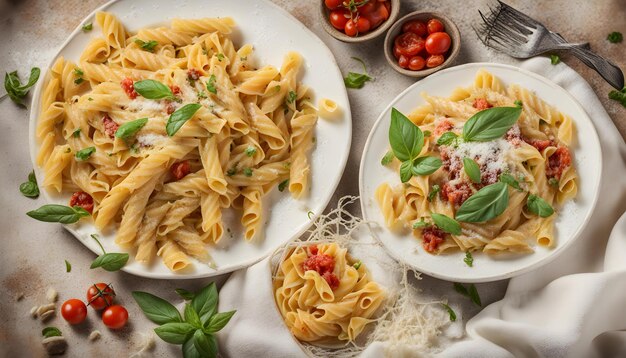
[1,0,624,356]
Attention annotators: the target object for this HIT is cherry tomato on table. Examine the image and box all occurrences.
[425,32,451,55]
[324,0,343,10]
[402,20,427,36]
[344,20,358,37]
[394,32,425,57]
[409,56,426,71]
[102,305,129,330]
[427,18,445,34]
[329,9,349,30]
[61,299,87,325]
[426,54,445,68]
[87,283,116,310]
[356,17,371,33]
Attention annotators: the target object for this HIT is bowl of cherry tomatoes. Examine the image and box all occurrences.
[384,11,461,77]
[320,0,400,43]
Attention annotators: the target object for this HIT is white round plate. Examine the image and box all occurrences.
[28,0,351,279]
[359,62,602,283]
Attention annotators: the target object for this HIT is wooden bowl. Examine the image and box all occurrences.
[319,0,400,43]
[384,11,461,77]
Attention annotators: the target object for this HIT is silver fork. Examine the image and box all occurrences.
[475,1,625,90]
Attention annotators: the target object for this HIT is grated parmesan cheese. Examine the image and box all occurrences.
[126,97,165,113]
[445,138,511,185]
[137,133,167,147]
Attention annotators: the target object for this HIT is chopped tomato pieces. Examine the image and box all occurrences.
[102,115,119,139]
[120,77,137,99]
[434,119,454,136]
[526,139,553,152]
[441,181,473,206]
[164,101,176,115]
[309,245,318,255]
[422,226,446,253]
[170,160,191,180]
[69,191,94,214]
[302,252,339,290]
[547,147,571,179]
[169,85,181,96]
[472,98,493,110]
[322,272,340,290]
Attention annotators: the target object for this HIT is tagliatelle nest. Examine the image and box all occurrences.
[270,196,451,357]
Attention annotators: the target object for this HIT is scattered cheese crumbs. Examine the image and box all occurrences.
[46,288,58,303]
[126,97,165,113]
[136,133,167,147]
[89,330,102,341]
[30,305,39,318]
[16,293,24,301]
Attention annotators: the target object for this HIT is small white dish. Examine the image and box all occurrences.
[28,0,352,279]
[359,62,602,283]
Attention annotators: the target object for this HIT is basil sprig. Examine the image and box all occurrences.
[134,79,175,100]
[166,103,202,136]
[20,170,40,198]
[431,213,462,235]
[455,182,509,223]
[462,106,522,142]
[115,118,148,141]
[89,234,129,271]
[526,194,554,217]
[27,204,90,223]
[4,67,40,107]
[343,57,373,89]
[133,282,236,358]
[463,157,481,184]
[389,108,441,183]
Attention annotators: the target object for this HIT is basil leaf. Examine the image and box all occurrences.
[431,213,461,235]
[193,329,217,357]
[527,194,554,218]
[134,39,158,52]
[206,75,217,94]
[4,67,40,107]
[278,179,289,192]
[175,289,195,301]
[455,182,509,223]
[154,322,195,344]
[65,260,72,273]
[424,130,432,137]
[454,283,481,306]
[205,310,236,333]
[381,150,394,166]
[27,204,90,224]
[399,160,413,183]
[441,303,456,322]
[437,131,458,146]
[608,88,626,108]
[90,253,129,272]
[134,79,174,100]
[412,218,430,229]
[463,157,481,183]
[550,54,561,65]
[115,118,148,140]
[182,336,202,358]
[343,72,372,89]
[514,100,523,107]
[607,31,623,43]
[20,171,39,198]
[389,108,424,162]
[191,282,218,325]
[75,147,95,161]
[428,184,440,202]
[286,90,296,104]
[82,23,93,31]
[184,304,203,328]
[132,291,183,325]
[500,173,522,191]
[464,251,474,267]
[42,327,62,338]
[462,106,522,142]
[166,103,202,136]
[411,156,442,176]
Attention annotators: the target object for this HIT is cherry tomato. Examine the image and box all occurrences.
[344,20,358,37]
[102,305,129,330]
[329,10,349,30]
[398,55,410,69]
[362,2,389,29]
[324,0,343,10]
[408,56,426,71]
[86,283,116,310]
[394,32,425,57]
[427,18,445,34]
[425,32,451,55]
[356,17,371,33]
[358,2,376,15]
[426,54,445,68]
[61,299,87,325]
[393,44,402,59]
[402,20,427,36]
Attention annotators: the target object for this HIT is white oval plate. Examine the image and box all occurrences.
[28,0,352,279]
[359,63,602,283]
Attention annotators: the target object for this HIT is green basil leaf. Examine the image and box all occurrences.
[441,303,456,322]
[132,291,183,325]
[65,260,72,273]
[286,90,297,104]
[412,218,430,229]
[453,282,468,296]
[463,157,481,184]
[431,213,461,235]
[399,160,413,183]
[550,54,561,65]
[4,68,40,107]
[500,173,522,191]
[42,327,62,338]
[134,79,174,100]
[526,194,554,218]
[115,118,148,140]
[184,304,202,328]
[608,88,626,108]
[454,283,481,307]
[462,106,522,142]
[75,147,95,161]
[192,330,217,357]
[176,289,196,301]
[191,282,218,325]
[134,39,158,52]
[437,131,458,146]
[154,322,195,344]
[206,75,217,94]
[20,173,40,198]
[427,184,440,202]
[205,310,236,333]
[411,156,442,176]
[278,179,289,192]
[607,31,623,43]
[514,100,523,107]
[424,130,432,137]
[343,72,372,89]
[389,108,424,162]
[27,204,90,224]
[381,150,394,166]
[464,251,474,267]
[90,253,129,271]
[166,103,202,136]
[455,182,509,223]
[182,336,202,358]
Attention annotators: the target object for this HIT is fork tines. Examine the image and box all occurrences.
[475,1,539,50]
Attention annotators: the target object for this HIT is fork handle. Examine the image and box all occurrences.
[566,46,625,89]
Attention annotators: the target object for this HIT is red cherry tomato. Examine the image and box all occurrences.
[344,20,358,37]
[426,54,445,68]
[61,299,87,325]
[394,32,425,57]
[398,55,410,69]
[408,56,426,71]
[393,44,402,59]
[356,17,371,33]
[358,2,376,14]
[427,18,445,34]
[362,2,389,29]
[324,0,343,10]
[102,305,129,330]
[425,32,451,55]
[86,283,116,310]
[329,10,349,30]
[402,20,427,36]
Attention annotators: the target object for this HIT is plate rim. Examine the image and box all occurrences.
[28,0,353,279]
[358,61,603,283]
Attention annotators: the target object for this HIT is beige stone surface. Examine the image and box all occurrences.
[0,0,623,356]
